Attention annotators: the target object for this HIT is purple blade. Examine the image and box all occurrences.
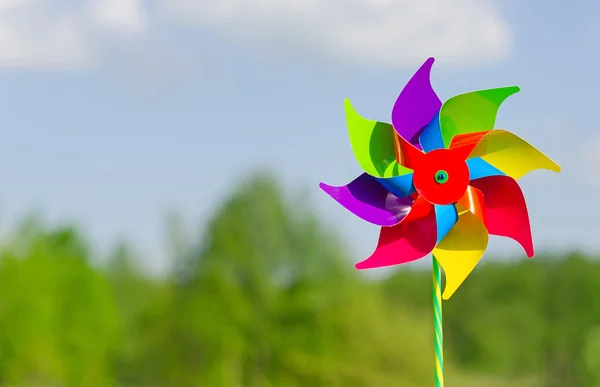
[319,173,414,227]
[391,57,442,149]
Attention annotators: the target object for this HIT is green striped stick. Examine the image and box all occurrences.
[432,255,444,387]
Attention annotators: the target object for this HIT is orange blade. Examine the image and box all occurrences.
[449,130,491,160]
[457,185,486,226]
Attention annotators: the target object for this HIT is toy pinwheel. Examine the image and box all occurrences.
[319,57,560,386]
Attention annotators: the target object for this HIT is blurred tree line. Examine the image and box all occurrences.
[0,173,598,386]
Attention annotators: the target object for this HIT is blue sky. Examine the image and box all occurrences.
[0,0,597,273]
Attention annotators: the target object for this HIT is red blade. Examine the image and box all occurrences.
[393,131,426,169]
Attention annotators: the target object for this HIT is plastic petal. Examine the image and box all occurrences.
[434,204,458,243]
[419,112,445,152]
[468,130,561,180]
[449,130,491,159]
[345,98,412,178]
[432,210,488,299]
[440,87,520,147]
[356,196,437,269]
[467,157,505,180]
[393,131,426,169]
[391,57,442,148]
[375,174,416,198]
[470,175,534,257]
[457,186,486,226]
[319,174,415,227]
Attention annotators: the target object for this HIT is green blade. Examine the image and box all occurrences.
[345,98,412,178]
[440,86,520,148]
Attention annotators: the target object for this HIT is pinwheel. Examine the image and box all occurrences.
[319,57,560,386]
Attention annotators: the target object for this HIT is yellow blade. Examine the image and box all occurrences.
[469,130,561,180]
[432,208,488,299]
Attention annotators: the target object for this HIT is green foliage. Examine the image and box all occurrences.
[0,172,597,386]
[0,225,119,386]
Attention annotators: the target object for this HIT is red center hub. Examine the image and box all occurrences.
[412,149,470,205]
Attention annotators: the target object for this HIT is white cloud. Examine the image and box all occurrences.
[0,2,90,69]
[0,0,511,71]
[88,0,149,37]
[164,0,511,67]
[0,0,149,69]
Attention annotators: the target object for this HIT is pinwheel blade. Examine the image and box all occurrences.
[356,196,437,269]
[345,98,413,178]
[467,157,505,180]
[458,185,486,225]
[432,210,488,299]
[375,174,416,199]
[470,175,534,257]
[440,87,520,147]
[419,112,445,152]
[449,130,490,159]
[392,131,426,170]
[391,57,442,149]
[434,204,458,243]
[468,130,561,180]
[320,174,415,227]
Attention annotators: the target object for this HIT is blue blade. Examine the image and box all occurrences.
[467,157,505,180]
[434,204,458,244]
[419,112,445,152]
[375,174,415,198]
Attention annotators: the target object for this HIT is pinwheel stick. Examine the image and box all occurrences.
[432,255,444,387]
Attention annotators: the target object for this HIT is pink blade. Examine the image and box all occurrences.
[469,175,534,257]
[356,195,437,269]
